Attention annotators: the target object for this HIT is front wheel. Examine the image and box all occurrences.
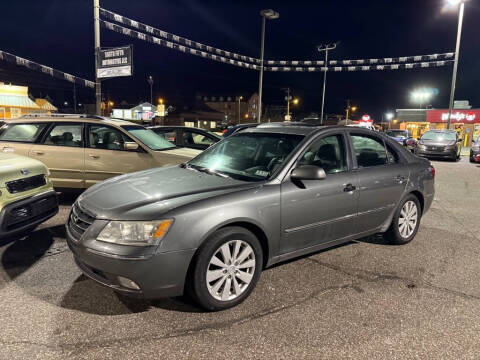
[187,227,263,311]
[385,195,421,245]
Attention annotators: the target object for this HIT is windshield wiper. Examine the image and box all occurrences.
[188,164,230,178]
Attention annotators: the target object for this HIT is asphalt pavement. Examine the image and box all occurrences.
[0,157,479,359]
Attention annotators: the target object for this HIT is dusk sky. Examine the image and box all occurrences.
[1,0,479,120]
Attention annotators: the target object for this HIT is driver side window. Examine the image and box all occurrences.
[298,134,347,174]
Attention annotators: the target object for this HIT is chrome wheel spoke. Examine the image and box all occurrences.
[220,244,232,264]
[221,277,232,301]
[232,240,241,262]
[238,259,255,269]
[236,246,253,264]
[211,276,226,294]
[207,269,225,283]
[236,270,253,284]
[232,277,241,296]
[210,255,226,268]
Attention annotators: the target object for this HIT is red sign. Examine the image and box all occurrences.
[361,114,373,123]
[427,109,480,123]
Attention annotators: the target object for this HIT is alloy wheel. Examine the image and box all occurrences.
[206,240,256,301]
[398,200,418,239]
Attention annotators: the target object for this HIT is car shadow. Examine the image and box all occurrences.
[1,226,62,280]
[60,275,202,315]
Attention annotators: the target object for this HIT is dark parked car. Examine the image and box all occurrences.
[149,126,221,151]
[415,130,462,161]
[385,130,416,152]
[470,136,480,163]
[67,124,435,311]
[222,123,258,137]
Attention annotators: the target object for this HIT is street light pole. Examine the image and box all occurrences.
[237,96,243,124]
[318,42,339,125]
[257,9,279,124]
[94,0,101,116]
[147,76,154,105]
[447,1,465,130]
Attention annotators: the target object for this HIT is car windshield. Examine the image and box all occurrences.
[421,131,456,142]
[121,125,177,150]
[187,132,304,181]
[386,130,407,138]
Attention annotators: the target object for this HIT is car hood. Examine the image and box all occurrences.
[419,139,456,146]
[0,153,47,187]
[77,166,254,220]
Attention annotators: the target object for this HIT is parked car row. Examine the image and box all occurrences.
[0,117,436,311]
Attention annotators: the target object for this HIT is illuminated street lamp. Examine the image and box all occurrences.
[444,0,466,130]
[257,9,280,123]
[411,88,433,109]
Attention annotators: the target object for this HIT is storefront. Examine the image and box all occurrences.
[396,108,480,146]
[426,109,480,147]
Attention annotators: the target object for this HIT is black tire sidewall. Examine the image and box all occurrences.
[191,227,263,311]
[387,194,422,245]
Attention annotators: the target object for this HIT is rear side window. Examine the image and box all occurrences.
[351,135,389,168]
[0,123,47,142]
[44,124,83,147]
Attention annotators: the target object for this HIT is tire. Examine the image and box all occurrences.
[187,226,263,311]
[385,194,422,245]
[470,157,475,163]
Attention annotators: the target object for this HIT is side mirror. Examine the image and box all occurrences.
[291,165,326,181]
[124,142,139,151]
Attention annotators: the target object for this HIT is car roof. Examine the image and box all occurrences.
[244,122,330,136]
[4,115,140,127]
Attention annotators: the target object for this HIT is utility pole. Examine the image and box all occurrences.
[257,9,280,124]
[447,1,465,130]
[94,0,101,116]
[73,82,77,114]
[237,96,243,124]
[345,99,351,126]
[286,87,291,118]
[147,76,154,104]
[318,42,339,125]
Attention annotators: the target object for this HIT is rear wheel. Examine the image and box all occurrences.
[187,227,263,311]
[385,194,421,245]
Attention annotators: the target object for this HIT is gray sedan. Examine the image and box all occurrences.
[66,124,435,311]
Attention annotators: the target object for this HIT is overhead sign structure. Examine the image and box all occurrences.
[97,45,133,79]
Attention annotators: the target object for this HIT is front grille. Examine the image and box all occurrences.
[68,203,95,241]
[427,146,444,151]
[3,194,58,231]
[6,174,46,194]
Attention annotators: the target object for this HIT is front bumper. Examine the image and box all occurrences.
[416,148,457,159]
[66,224,196,299]
[0,190,58,238]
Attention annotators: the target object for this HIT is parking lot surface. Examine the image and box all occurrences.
[0,158,479,359]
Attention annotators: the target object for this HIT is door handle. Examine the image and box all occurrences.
[395,175,406,183]
[343,183,356,192]
[32,150,44,155]
[89,154,100,159]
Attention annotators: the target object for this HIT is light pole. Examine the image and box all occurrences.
[257,9,279,124]
[237,96,243,124]
[147,76,154,104]
[446,0,466,130]
[385,112,394,130]
[345,99,357,125]
[318,42,339,125]
[93,0,101,115]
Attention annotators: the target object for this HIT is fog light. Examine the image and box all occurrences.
[117,276,140,290]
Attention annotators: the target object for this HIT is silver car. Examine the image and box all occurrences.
[66,124,435,311]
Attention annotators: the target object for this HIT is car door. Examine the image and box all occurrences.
[84,124,156,187]
[181,129,218,150]
[29,122,86,189]
[280,131,359,254]
[348,131,410,233]
[0,122,49,156]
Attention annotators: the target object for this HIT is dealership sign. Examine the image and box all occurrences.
[427,109,480,123]
[97,45,133,79]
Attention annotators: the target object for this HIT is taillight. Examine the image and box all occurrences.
[429,165,435,178]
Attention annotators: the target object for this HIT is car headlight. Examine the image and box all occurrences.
[97,219,173,246]
[418,144,427,150]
